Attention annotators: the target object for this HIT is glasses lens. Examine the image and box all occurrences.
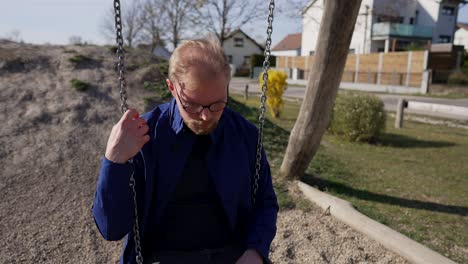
[209,102,227,112]
[185,104,203,114]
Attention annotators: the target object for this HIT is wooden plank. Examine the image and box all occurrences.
[295,56,306,70]
[357,53,380,72]
[381,52,409,73]
[345,54,356,71]
[277,56,286,68]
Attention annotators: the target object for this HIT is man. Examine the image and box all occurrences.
[92,36,278,264]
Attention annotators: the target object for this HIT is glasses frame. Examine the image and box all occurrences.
[172,79,229,115]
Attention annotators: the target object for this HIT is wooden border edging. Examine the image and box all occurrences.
[297,181,458,264]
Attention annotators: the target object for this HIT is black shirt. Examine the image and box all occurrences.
[146,131,233,251]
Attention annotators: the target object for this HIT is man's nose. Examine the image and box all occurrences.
[199,107,212,121]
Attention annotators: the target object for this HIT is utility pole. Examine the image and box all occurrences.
[362,5,370,54]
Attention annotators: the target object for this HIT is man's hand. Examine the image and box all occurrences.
[105,109,150,164]
[235,249,263,264]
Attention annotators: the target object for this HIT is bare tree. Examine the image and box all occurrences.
[196,0,264,46]
[139,0,166,50]
[100,0,144,47]
[279,0,362,180]
[69,35,83,45]
[164,0,201,48]
[5,29,22,42]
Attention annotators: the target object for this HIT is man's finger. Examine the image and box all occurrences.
[122,108,139,122]
[135,117,146,127]
[136,124,149,136]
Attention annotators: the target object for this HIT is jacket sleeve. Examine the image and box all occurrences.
[246,148,279,264]
[92,155,140,241]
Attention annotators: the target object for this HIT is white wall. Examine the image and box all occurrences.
[223,31,263,70]
[301,0,324,56]
[271,50,299,56]
[302,0,374,55]
[454,28,468,49]
[350,0,374,54]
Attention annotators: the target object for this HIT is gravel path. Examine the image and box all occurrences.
[0,41,410,264]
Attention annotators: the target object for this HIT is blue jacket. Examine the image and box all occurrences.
[92,98,278,263]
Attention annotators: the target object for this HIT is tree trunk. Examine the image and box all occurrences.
[279,0,362,180]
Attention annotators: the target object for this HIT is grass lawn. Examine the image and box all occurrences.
[229,93,468,263]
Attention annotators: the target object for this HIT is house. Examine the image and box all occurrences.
[302,0,463,55]
[454,23,468,50]
[222,29,264,76]
[272,33,303,79]
[271,33,302,56]
[152,45,171,60]
[136,43,171,60]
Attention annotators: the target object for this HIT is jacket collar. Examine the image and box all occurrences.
[168,97,226,145]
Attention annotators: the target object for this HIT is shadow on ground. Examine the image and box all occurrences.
[303,173,468,217]
[376,133,456,148]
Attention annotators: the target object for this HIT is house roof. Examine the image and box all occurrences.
[272,33,302,51]
[225,29,265,51]
[457,23,468,31]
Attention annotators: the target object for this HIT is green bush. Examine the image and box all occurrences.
[143,81,172,101]
[70,79,91,92]
[447,71,468,85]
[108,46,118,54]
[329,93,386,142]
[68,54,92,64]
[157,61,169,77]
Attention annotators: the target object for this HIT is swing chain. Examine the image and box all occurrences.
[129,170,144,264]
[253,0,275,205]
[114,0,129,114]
[113,1,143,263]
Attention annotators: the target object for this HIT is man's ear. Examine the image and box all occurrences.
[166,78,174,92]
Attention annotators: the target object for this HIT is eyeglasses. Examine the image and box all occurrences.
[173,80,229,115]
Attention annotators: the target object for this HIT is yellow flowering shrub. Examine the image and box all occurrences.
[259,70,288,118]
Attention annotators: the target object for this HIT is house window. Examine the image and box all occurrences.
[409,17,414,24]
[309,51,315,55]
[439,35,451,43]
[349,49,355,54]
[244,56,250,65]
[227,55,233,63]
[442,6,455,16]
[234,38,244,47]
[398,16,404,23]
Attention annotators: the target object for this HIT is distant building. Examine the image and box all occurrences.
[223,29,264,75]
[152,45,171,60]
[302,0,463,55]
[272,33,302,56]
[454,23,468,50]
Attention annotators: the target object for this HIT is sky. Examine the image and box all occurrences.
[1,0,468,48]
[0,0,301,48]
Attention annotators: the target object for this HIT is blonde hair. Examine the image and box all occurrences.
[169,35,231,86]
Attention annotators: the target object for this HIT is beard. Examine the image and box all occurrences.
[185,119,219,135]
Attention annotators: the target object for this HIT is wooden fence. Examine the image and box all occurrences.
[276,51,429,88]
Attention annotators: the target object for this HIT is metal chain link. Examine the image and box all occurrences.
[114,0,129,114]
[253,0,275,205]
[113,1,143,263]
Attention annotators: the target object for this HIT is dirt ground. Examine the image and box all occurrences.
[0,41,410,264]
